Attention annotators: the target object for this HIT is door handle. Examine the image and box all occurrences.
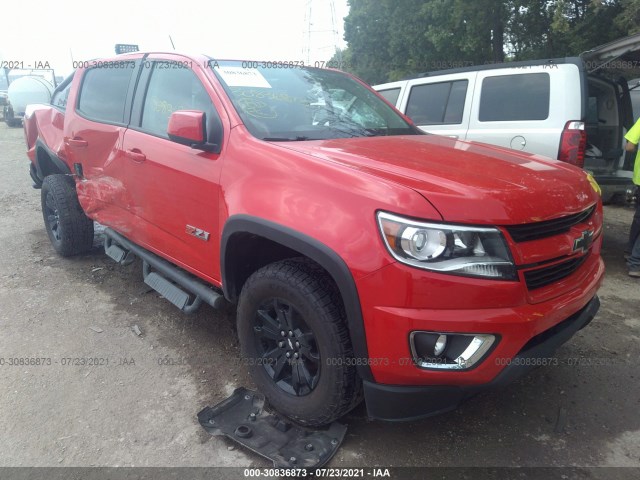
[66,137,88,147]
[125,149,146,162]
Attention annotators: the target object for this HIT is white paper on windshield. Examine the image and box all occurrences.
[215,67,272,88]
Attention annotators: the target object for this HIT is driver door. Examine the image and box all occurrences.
[120,57,225,281]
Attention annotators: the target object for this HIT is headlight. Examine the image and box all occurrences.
[377,211,516,280]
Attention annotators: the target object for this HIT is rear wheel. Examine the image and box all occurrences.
[41,175,94,257]
[237,258,361,426]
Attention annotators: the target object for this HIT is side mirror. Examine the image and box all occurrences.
[167,110,219,152]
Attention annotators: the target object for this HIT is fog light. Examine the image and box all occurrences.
[410,331,496,370]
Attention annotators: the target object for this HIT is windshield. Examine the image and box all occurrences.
[210,60,419,141]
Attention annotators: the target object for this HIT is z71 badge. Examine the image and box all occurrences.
[186,225,210,241]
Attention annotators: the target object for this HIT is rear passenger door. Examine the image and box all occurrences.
[121,55,226,281]
[66,58,141,227]
[398,73,474,139]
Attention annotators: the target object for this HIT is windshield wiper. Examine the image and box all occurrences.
[327,124,378,138]
[262,136,310,142]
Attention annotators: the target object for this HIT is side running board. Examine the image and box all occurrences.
[105,236,136,265]
[103,228,225,314]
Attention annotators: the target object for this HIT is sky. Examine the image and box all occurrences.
[1,0,350,78]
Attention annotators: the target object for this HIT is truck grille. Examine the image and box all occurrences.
[523,254,589,290]
[505,206,596,242]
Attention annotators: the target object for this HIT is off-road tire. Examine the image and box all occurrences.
[41,175,94,257]
[237,258,362,426]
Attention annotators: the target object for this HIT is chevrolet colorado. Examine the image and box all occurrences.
[24,53,604,425]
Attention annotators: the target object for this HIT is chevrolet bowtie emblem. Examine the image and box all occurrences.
[573,230,594,254]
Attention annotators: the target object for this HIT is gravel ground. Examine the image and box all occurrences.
[0,122,639,477]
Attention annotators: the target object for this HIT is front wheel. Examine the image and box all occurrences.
[237,258,361,426]
[41,175,94,257]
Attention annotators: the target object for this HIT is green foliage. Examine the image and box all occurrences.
[615,0,640,34]
[336,0,635,84]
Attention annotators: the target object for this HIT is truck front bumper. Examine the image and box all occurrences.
[363,295,600,421]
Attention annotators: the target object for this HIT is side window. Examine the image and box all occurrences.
[141,62,215,138]
[378,88,401,106]
[444,81,467,124]
[52,84,71,110]
[51,77,73,110]
[77,64,134,123]
[406,80,468,125]
[479,73,550,122]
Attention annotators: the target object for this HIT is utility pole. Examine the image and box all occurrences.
[304,0,340,65]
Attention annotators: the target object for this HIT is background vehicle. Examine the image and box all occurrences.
[374,34,640,203]
[24,52,603,426]
[0,68,9,122]
[629,78,640,119]
[4,69,56,127]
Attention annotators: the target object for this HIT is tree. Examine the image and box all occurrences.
[342,0,510,82]
[337,0,633,84]
[615,0,640,34]
[341,0,396,84]
[507,1,555,59]
[549,0,625,56]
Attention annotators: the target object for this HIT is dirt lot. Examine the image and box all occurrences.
[0,122,639,476]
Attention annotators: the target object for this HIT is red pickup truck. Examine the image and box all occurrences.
[24,52,604,426]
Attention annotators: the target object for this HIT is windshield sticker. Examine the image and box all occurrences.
[215,67,272,88]
[231,88,308,106]
[237,98,277,119]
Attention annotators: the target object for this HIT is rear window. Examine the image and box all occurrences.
[479,73,550,122]
[406,80,468,125]
[377,88,401,106]
[77,64,135,124]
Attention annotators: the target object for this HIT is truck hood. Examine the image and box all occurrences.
[275,135,598,225]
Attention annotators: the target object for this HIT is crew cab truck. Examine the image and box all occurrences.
[24,52,604,425]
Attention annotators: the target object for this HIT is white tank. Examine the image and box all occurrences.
[7,76,54,115]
